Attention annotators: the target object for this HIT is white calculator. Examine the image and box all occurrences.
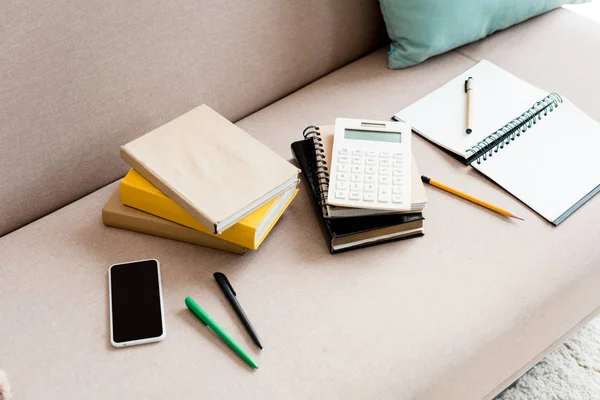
[327,118,412,211]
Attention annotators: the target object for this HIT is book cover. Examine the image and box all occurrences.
[120,170,298,250]
[102,189,247,255]
[120,104,299,233]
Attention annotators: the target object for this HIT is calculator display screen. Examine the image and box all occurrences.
[344,129,401,143]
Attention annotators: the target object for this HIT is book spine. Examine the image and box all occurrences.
[291,140,336,252]
[302,126,330,218]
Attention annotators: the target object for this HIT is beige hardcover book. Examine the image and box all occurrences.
[120,104,299,234]
[315,125,427,218]
[102,189,247,255]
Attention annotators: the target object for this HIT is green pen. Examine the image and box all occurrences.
[185,296,259,369]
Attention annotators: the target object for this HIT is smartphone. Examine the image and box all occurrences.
[108,259,166,347]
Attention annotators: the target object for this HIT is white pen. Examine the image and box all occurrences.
[465,77,474,134]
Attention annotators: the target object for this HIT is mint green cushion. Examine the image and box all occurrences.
[380,0,588,69]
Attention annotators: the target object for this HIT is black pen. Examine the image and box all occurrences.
[213,272,263,350]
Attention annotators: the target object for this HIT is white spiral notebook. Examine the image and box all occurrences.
[394,60,600,225]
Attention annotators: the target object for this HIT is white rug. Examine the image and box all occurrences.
[499,317,600,399]
[564,1,600,25]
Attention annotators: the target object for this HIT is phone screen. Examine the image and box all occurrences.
[109,259,164,345]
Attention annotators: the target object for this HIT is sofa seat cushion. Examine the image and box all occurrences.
[2,12,600,398]
[458,7,600,118]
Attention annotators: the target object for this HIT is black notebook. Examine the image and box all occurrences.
[292,135,424,254]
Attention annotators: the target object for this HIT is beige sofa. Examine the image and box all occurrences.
[2,2,600,399]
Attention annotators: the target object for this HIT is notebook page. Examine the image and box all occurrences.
[394,60,547,158]
[472,98,600,223]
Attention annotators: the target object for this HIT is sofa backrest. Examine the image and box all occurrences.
[0,0,386,236]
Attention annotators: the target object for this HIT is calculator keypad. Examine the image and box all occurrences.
[337,173,349,181]
[330,146,410,210]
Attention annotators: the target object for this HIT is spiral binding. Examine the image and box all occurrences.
[465,93,563,164]
[302,125,330,217]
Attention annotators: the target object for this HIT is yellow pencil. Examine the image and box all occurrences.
[421,175,524,220]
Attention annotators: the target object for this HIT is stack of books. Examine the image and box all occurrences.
[102,105,300,254]
[291,125,427,253]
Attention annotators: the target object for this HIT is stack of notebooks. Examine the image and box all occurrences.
[102,104,300,254]
[292,125,427,253]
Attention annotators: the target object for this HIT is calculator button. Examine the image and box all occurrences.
[378,187,391,202]
[379,176,391,185]
[339,148,350,155]
[364,184,375,192]
[393,159,403,167]
[351,165,364,174]
[352,149,364,156]
[337,173,349,181]
[379,167,391,176]
[392,186,403,194]
[349,192,361,201]
[338,156,349,164]
[392,195,403,203]
[366,151,377,157]
[351,174,362,182]
[380,158,391,167]
[393,177,403,185]
[364,175,376,184]
[366,157,377,166]
[393,152,403,159]
[336,182,349,190]
[393,168,403,176]
[363,193,375,202]
[365,166,377,175]
[380,151,391,158]
[350,183,362,192]
[335,191,347,199]
[352,156,364,165]
[337,164,349,172]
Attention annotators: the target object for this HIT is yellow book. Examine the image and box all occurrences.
[102,189,247,255]
[120,170,298,250]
